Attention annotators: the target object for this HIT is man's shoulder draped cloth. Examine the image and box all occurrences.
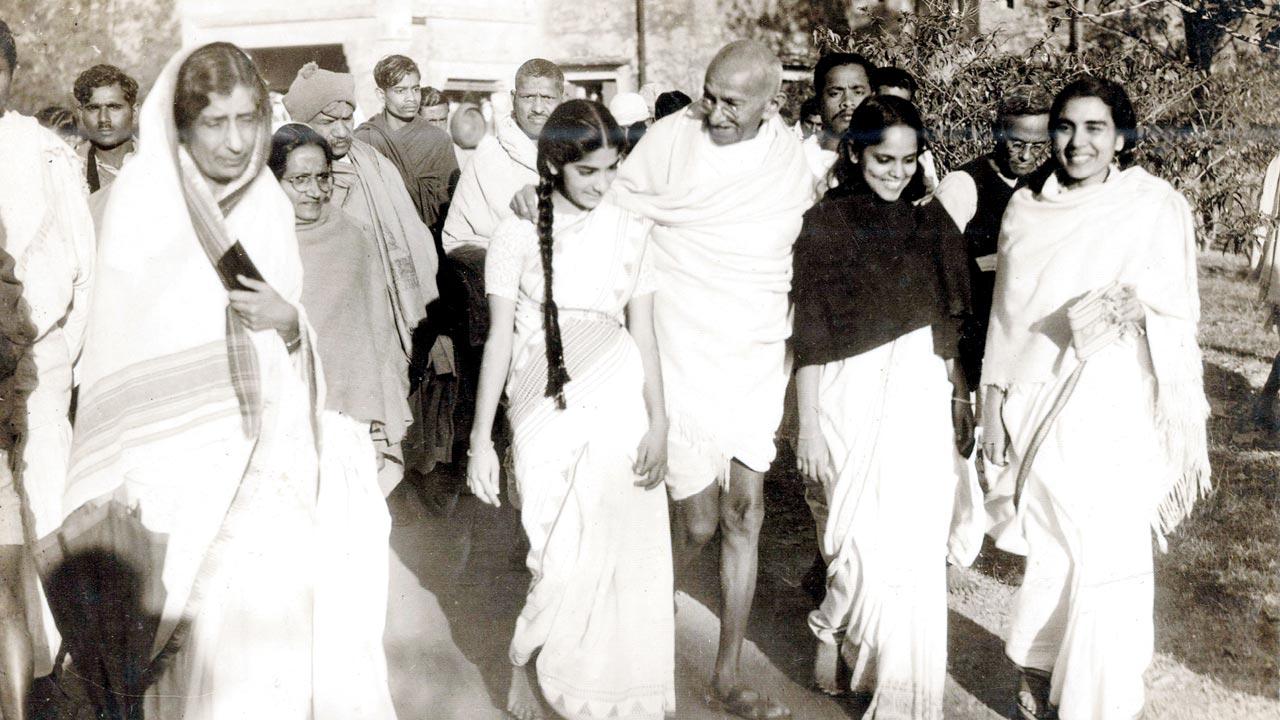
[608,109,812,478]
[342,138,439,355]
[354,114,458,227]
[982,165,1210,536]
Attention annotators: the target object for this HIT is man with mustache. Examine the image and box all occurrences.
[72,63,138,193]
[935,86,1052,393]
[418,86,450,130]
[442,58,563,257]
[355,54,458,236]
[284,61,440,499]
[610,40,811,720]
[802,52,874,198]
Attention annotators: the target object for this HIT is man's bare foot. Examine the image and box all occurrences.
[814,638,840,695]
[507,664,544,720]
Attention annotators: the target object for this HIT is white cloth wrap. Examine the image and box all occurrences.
[610,109,812,498]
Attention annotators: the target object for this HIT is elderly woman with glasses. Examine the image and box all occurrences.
[268,122,401,719]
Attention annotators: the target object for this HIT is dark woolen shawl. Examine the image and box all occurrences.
[353,115,459,229]
[791,189,971,367]
[296,205,408,439]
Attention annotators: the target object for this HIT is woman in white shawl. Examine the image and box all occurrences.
[466,100,674,720]
[1249,150,1280,428]
[51,43,321,719]
[981,77,1210,720]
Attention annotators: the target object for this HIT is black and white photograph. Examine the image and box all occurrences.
[0,0,1277,718]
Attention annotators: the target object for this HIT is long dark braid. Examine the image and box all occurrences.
[533,99,626,411]
[536,174,570,409]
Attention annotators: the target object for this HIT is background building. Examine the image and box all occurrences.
[7,0,1061,118]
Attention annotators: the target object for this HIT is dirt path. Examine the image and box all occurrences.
[384,472,1280,719]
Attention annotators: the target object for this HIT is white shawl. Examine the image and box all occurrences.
[610,109,812,471]
[983,166,1210,536]
[441,114,539,254]
[65,47,322,514]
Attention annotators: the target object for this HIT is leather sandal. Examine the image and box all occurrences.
[1016,667,1058,720]
[704,685,792,720]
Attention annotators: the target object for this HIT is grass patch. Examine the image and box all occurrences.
[1153,250,1280,697]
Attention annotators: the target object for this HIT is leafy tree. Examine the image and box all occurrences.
[817,0,1280,251]
[3,0,179,115]
[1054,0,1280,71]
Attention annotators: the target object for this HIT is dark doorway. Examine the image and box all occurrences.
[245,44,349,93]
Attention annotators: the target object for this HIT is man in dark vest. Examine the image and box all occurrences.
[936,86,1051,390]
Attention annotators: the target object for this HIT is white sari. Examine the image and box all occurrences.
[55,47,321,719]
[807,326,961,720]
[485,202,675,720]
[982,166,1209,720]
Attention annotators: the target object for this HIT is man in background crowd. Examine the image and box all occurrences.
[355,54,458,234]
[442,58,563,257]
[72,63,137,193]
[35,105,77,145]
[449,103,487,169]
[798,96,821,139]
[418,85,449,130]
[0,20,97,719]
[935,85,1052,394]
[654,89,692,120]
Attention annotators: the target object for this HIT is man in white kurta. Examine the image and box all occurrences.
[0,26,96,708]
[441,59,564,257]
[608,41,812,718]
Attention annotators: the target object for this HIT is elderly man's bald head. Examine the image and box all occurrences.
[701,40,785,146]
[706,40,783,96]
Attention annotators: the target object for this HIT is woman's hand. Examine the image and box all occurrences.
[633,422,668,490]
[951,395,976,459]
[980,385,1009,470]
[1113,283,1145,325]
[796,429,835,488]
[229,276,300,344]
[466,441,502,507]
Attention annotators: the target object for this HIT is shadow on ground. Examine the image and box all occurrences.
[1151,361,1280,698]
[388,466,528,711]
[677,443,1017,719]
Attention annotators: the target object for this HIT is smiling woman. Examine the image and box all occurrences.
[268,121,401,720]
[792,94,975,717]
[981,77,1209,720]
[466,99,675,720]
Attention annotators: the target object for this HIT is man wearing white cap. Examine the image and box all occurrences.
[609,91,652,151]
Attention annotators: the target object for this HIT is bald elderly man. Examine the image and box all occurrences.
[283,62,440,498]
[516,40,809,719]
[625,42,810,719]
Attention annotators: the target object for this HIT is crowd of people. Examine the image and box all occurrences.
[0,14,1214,720]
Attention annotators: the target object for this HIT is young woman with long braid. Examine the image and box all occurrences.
[466,99,674,720]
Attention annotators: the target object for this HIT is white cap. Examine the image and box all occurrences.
[608,92,651,125]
